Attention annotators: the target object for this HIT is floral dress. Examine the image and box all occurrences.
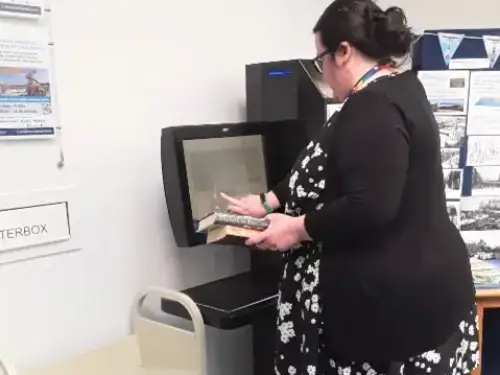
[273,116,480,375]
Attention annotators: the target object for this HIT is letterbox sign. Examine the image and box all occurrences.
[0,202,70,252]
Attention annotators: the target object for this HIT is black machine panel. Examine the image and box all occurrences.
[161,59,336,251]
[246,59,335,139]
[160,120,305,248]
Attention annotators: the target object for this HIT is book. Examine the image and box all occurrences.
[206,225,262,245]
[197,211,269,233]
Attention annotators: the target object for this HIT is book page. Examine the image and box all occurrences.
[183,135,268,220]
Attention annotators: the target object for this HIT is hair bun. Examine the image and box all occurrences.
[374,6,413,57]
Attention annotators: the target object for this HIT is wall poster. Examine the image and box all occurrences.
[0,34,55,139]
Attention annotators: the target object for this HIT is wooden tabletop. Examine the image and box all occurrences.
[476,287,500,298]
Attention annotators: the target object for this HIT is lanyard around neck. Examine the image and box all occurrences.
[347,64,392,98]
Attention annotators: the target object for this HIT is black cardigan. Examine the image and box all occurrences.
[272,71,475,361]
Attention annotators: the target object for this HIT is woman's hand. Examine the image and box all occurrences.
[245,214,311,251]
[220,193,268,218]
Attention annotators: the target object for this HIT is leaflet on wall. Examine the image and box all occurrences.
[470,166,500,196]
[466,136,500,166]
[460,197,500,231]
[436,115,466,148]
[0,0,42,18]
[443,168,463,199]
[466,71,500,135]
[417,70,469,116]
[0,35,55,139]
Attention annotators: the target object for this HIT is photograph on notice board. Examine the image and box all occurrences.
[471,166,500,196]
[469,257,500,285]
[446,201,460,229]
[435,115,466,148]
[417,70,470,116]
[0,68,50,97]
[466,71,500,135]
[441,148,460,169]
[466,136,500,166]
[430,98,466,115]
[460,197,500,231]
[461,230,500,260]
[443,168,463,199]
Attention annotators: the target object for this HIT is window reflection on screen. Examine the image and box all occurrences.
[183,135,268,220]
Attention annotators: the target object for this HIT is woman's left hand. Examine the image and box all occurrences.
[245,213,310,251]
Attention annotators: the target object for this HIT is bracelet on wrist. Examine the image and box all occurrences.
[259,192,273,214]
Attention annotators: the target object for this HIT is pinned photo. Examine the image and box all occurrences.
[466,136,500,166]
[443,168,463,199]
[435,115,466,148]
[471,166,500,196]
[446,201,460,229]
[441,148,460,169]
[460,197,500,231]
[461,231,500,260]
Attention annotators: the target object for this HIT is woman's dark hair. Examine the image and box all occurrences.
[313,0,413,64]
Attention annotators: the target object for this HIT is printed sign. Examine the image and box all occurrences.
[0,0,42,18]
[0,202,70,252]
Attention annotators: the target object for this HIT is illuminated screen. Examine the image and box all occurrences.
[183,135,268,220]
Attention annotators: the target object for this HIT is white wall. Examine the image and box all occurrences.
[0,0,498,373]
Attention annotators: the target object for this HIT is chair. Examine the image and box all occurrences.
[22,287,207,375]
[0,354,18,375]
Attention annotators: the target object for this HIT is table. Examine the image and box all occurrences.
[473,288,500,375]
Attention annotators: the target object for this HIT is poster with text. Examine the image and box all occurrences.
[418,70,470,116]
[467,71,500,135]
[0,35,55,139]
[0,0,42,18]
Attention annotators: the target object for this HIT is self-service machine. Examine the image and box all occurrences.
[160,59,334,375]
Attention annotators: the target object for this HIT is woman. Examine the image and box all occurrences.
[222,0,478,374]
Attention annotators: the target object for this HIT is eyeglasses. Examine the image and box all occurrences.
[313,51,329,74]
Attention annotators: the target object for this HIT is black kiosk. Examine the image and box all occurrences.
[160,59,336,375]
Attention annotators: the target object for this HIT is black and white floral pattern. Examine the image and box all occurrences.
[274,120,480,375]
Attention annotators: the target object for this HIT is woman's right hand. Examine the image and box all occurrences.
[220,193,268,218]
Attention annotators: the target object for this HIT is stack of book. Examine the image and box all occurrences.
[197,211,269,245]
